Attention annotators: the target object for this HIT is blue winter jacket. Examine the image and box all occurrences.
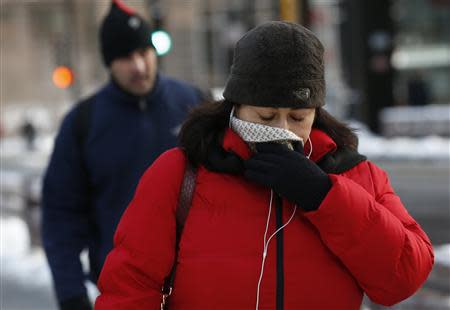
[42,74,202,302]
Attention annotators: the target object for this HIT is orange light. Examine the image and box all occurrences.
[52,66,74,89]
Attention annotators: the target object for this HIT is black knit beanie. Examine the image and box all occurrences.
[99,0,154,67]
[223,21,325,108]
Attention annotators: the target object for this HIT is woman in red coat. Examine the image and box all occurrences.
[95,22,433,310]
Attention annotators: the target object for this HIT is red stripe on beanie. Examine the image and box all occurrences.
[112,0,135,15]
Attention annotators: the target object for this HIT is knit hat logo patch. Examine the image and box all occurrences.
[293,88,310,102]
[128,16,141,30]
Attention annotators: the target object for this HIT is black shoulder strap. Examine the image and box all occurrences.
[318,147,367,174]
[74,94,95,148]
[175,163,197,238]
[162,159,197,309]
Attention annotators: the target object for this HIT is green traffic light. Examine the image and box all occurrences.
[151,30,172,56]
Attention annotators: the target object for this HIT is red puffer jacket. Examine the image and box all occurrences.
[95,129,433,310]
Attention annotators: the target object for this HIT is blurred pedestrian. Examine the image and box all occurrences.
[95,22,434,309]
[41,1,204,309]
[20,117,37,151]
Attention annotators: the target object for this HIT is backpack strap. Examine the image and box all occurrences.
[74,95,95,149]
[161,158,197,309]
[73,95,96,242]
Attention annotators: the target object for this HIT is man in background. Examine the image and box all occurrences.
[41,1,204,309]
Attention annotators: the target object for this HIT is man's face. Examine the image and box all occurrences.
[110,47,158,96]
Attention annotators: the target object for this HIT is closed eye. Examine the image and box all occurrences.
[290,116,304,122]
[259,115,275,121]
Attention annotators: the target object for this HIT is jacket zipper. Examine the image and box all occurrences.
[138,98,147,111]
[275,194,284,310]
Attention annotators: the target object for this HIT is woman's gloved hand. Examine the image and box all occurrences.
[244,142,331,211]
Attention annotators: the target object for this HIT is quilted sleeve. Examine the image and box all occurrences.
[304,161,434,306]
[95,148,186,310]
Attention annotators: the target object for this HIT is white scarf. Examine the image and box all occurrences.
[230,116,303,144]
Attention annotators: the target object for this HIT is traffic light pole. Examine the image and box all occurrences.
[340,0,394,133]
[279,0,309,25]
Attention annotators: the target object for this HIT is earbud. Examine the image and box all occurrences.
[228,106,235,128]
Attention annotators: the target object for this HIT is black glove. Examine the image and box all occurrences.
[59,294,92,310]
[244,143,331,211]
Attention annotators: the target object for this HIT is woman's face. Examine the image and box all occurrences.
[235,105,316,142]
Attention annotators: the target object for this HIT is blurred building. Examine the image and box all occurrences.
[1,0,279,134]
[338,0,450,133]
[391,0,450,106]
[2,1,111,134]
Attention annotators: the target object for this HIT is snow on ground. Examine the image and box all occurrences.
[0,217,99,308]
[359,134,449,160]
[350,120,450,160]
[380,104,450,137]
[381,104,450,123]
[1,135,54,166]
[0,217,51,288]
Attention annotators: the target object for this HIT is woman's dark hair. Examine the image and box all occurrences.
[313,108,359,151]
[179,100,234,166]
[179,100,358,166]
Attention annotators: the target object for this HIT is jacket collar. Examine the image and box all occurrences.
[105,73,163,107]
[306,129,337,162]
[222,127,337,163]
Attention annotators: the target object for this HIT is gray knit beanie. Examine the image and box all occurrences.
[223,21,325,108]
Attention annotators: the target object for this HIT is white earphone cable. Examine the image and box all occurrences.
[255,190,297,310]
[255,190,273,310]
[306,137,313,159]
